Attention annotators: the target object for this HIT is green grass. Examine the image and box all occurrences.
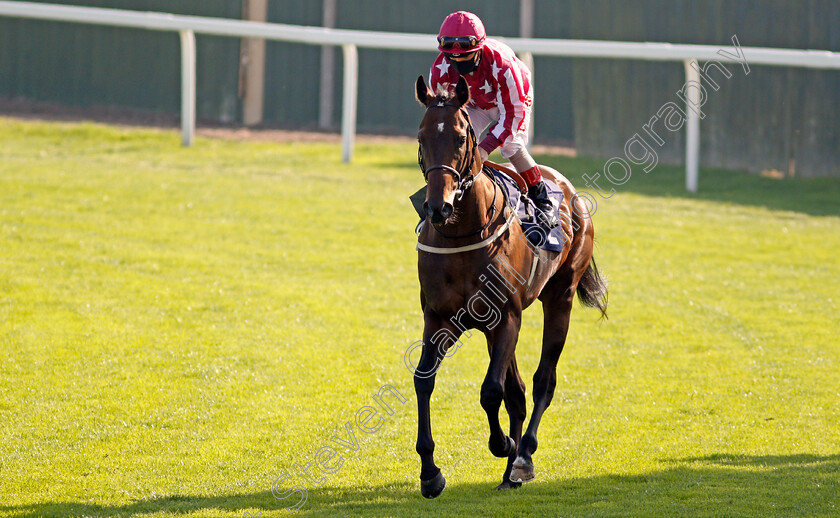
[1,116,838,517]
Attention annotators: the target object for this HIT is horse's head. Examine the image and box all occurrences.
[415,75,479,225]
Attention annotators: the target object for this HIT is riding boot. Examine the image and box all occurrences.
[521,166,558,230]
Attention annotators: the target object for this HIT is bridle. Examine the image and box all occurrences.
[418,100,500,240]
[418,101,477,191]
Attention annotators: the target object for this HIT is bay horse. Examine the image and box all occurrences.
[413,75,608,498]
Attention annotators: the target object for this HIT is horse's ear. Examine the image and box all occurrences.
[455,76,470,107]
[415,75,434,107]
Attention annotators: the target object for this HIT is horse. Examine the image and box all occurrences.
[412,75,608,498]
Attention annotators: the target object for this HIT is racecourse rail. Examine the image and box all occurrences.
[2,1,840,191]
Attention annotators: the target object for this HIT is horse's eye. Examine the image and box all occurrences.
[458,135,467,146]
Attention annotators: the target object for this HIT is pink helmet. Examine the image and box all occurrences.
[437,11,486,54]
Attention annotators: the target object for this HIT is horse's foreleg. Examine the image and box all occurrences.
[511,285,574,483]
[481,315,521,462]
[414,311,457,499]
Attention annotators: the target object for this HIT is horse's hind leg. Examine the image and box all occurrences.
[481,315,521,463]
[496,357,526,490]
[510,278,575,483]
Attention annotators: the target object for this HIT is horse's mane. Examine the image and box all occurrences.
[433,84,457,105]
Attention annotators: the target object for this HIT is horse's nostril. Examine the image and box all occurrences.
[423,202,433,218]
[441,203,454,219]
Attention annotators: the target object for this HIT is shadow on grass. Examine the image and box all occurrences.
[3,454,837,517]
[0,492,279,518]
[535,155,840,217]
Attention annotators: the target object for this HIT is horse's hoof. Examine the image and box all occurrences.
[420,471,446,499]
[495,480,522,491]
[509,456,536,483]
[489,435,516,458]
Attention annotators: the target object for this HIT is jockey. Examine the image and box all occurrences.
[430,11,558,230]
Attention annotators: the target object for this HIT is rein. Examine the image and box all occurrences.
[429,170,497,240]
[416,179,520,255]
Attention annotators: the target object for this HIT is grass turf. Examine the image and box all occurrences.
[0,117,838,517]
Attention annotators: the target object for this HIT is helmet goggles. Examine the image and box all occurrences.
[438,35,483,52]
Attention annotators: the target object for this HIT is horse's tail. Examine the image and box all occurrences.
[577,257,608,319]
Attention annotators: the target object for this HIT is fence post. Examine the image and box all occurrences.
[341,43,358,163]
[319,0,337,129]
[241,0,268,127]
[179,29,196,147]
[519,0,535,147]
[684,59,700,192]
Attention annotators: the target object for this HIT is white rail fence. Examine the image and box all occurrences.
[2,1,840,191]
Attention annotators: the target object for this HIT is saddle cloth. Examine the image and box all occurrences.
[409,166,566,253]
[489,167,566,253]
